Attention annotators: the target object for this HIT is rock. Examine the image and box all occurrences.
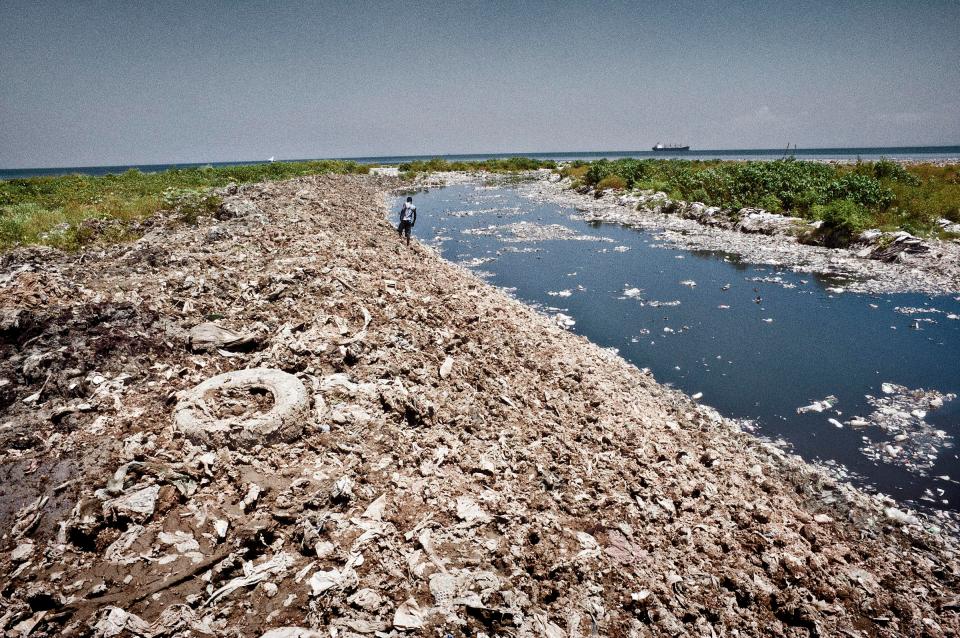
[735,209,802,235]
[218,198,260,219]
[455,495,490,524]
[393,598,424,630]
[104,485,160,520]
[11,543,34,563]
[439,355,454,379]
[188,323,259,353]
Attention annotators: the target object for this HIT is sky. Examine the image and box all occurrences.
[1,0,959,167]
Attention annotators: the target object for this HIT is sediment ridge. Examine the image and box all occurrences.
[1,175,958,636]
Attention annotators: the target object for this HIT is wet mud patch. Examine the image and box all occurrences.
[0,302,171,417]
[0,456,82,545]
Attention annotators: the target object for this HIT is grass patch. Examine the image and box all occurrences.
[0,160,369,251]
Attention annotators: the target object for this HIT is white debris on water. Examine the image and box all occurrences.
[797,396,838,414]
[856,383,956,475]
[894,306,943,316]
[553,313,576,329]
[746,275,797,289]
[547,289,573,298]
[459,256,497,268]
[462,221,613,243]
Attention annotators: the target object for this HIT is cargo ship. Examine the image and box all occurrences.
[652,143,690,152]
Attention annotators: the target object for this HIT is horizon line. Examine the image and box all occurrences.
[4,143,960,172]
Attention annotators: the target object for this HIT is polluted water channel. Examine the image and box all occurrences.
[398,183,960,515]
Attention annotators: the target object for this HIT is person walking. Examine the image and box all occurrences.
[398,196,417,247]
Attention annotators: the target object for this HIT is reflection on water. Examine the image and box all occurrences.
[401,184,960,514]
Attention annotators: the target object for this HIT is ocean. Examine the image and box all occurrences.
[2,145,959,181]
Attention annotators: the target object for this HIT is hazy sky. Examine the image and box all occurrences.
[1,0,958,167]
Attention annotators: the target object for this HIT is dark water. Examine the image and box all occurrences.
[400,184,960,513]
[3,145,959,180]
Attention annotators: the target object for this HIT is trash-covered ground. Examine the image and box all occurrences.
[515,175,960,296]
[1,174,959,637]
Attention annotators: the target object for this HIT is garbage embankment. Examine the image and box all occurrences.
[1,174,959,636]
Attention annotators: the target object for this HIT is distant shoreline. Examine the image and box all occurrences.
[3,145,960,180]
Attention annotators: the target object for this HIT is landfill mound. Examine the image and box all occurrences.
[1,174,958,637]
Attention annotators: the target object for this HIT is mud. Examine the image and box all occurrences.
[1,174,959,637]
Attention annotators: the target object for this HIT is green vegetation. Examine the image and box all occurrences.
[397,157,556,174]
[0,160,368,250]
[596,175,627,191]
[576,157,960,243]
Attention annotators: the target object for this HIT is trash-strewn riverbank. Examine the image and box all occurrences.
[510,173,960,296]
[1,175,959,636]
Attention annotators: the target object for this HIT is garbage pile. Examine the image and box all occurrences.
[1,174,959,637]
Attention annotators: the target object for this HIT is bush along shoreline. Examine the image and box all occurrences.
[562,157,960,247]
[0,160,370,251]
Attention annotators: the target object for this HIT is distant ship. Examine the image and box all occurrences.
[652,143,690,152]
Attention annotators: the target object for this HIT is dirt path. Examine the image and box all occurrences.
[1,175,958,637]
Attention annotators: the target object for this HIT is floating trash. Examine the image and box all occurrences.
[856,383,956,475]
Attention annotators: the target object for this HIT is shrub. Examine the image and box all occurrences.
[758,194,783,213]
[161,188,222,224]
[596,175,627,190]
[873,159,920,185]
[812,200,871,247]
[687,188,710,205]
[559,164,589,180]
[826,173,893,209]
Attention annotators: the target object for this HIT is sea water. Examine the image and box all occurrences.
[4,145,960,180]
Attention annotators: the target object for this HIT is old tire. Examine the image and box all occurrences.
[173,368,309,448]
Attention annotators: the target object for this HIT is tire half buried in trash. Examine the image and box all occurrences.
[173,368,309,448]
